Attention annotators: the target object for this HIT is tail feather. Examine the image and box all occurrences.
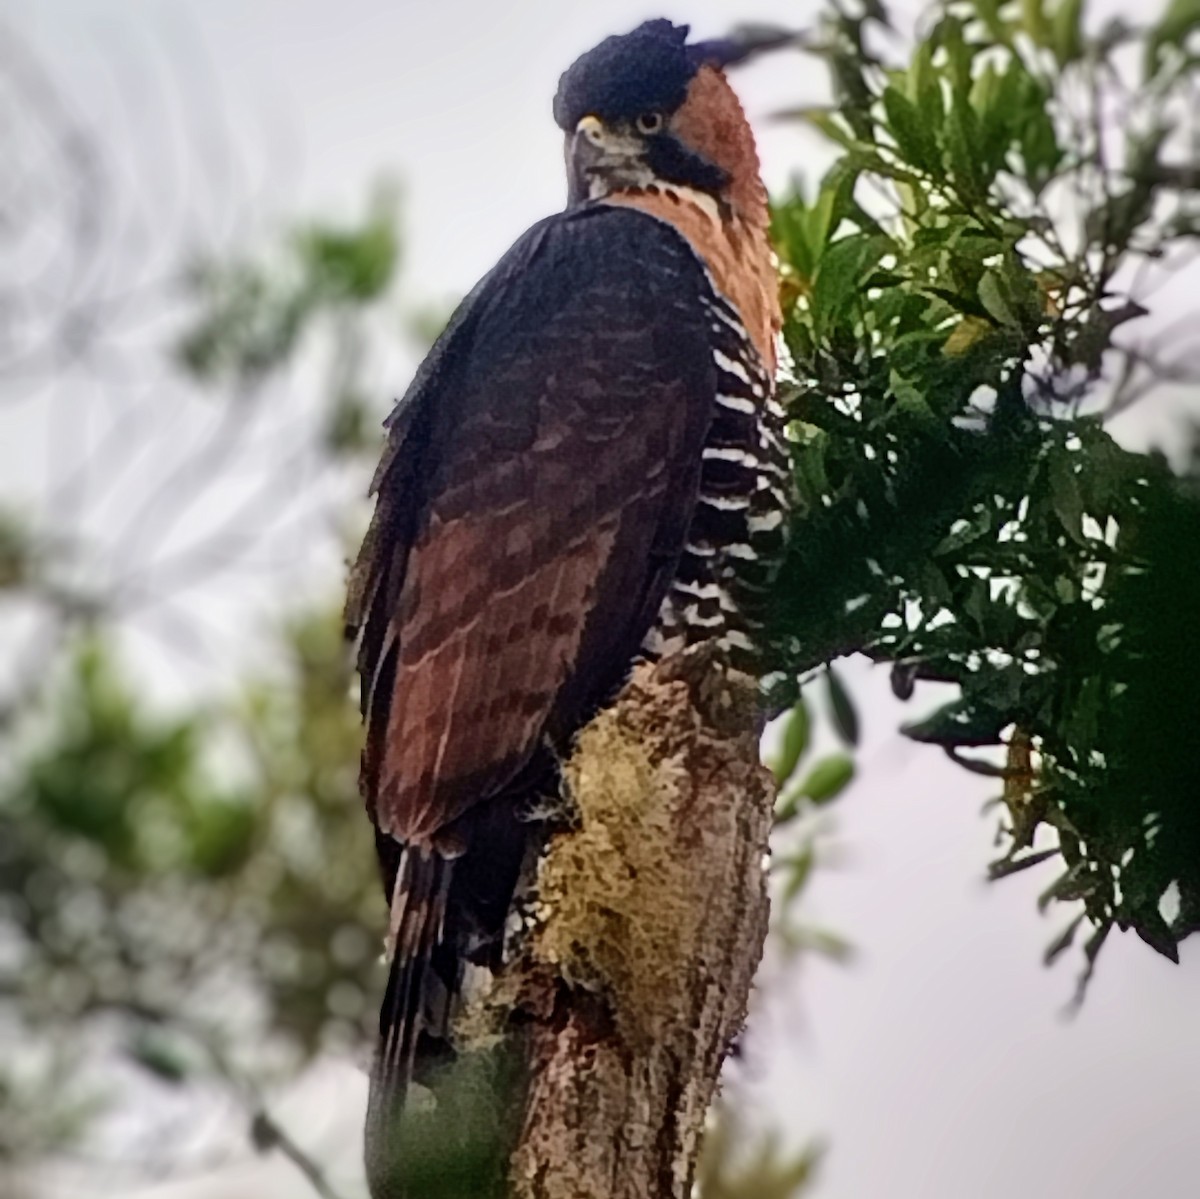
[365,846,454,1192]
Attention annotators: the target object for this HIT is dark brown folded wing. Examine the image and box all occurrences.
[346,205,716,844]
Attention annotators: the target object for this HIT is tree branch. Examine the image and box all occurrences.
[457,647,775,1199]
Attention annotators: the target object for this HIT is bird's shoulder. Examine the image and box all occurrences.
[385,206,713,418]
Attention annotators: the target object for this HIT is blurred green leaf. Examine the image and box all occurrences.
[779,846,816,903]
[294,208,397,302]
[1145,0,1200,77]
[824,667,860,747]
[765,698,811,787]
[126,1032,191,1085]
[699,1104,824,1199]
[1052,0,1086,65]
[882,86,939,173]
[794,755,856,806]
[0,508,35,589]
[177,190,400,385]
[1021,0,1052,46]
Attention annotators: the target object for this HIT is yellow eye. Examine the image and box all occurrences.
[635,111,664,134]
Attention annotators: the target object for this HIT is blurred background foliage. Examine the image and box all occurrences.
[0,194,397,1190]
[0,22,415,1182]
[1,0,1198,1196]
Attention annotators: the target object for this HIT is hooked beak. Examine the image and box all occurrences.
[567,115,649,205]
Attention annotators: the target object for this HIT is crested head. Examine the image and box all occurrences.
[554,19,769,225]
[552,19,694,133]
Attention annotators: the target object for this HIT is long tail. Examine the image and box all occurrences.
[365,846,454,1194]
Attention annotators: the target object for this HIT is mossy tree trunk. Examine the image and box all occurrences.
[449,647,776,1199]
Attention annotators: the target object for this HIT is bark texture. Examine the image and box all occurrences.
[461,647,775,1199]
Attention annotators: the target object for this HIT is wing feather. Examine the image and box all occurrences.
[346,205,717,843]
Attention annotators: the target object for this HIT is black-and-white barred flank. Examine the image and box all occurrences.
[645,283,789,663]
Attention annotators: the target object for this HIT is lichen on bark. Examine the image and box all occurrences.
[454,646,776,1199]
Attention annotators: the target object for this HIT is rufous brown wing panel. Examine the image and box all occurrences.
[346,205,717,848]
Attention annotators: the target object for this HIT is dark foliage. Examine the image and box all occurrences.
[765,0,1200,985]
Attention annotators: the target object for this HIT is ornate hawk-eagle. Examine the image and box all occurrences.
[345,17,786,1184]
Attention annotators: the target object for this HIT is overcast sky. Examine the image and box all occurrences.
[8,2,1200,1198]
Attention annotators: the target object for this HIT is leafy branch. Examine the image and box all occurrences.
[765,0,1200,990]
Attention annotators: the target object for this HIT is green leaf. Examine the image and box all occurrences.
[295,196,398,302]
[793,926,856,962]
[816,158,866,248]
[1020,109,1063,186]
[1052,0,1086,65]
[999,254,1045,327]
[771,195,817,281]
[1145,0,1200,78]
[796,754,856,805]
[127,1032,190,1085]
[935,505,993,555]
[765,698,811,786]
[968,0,1012,44]
[969,61,1002,123]
[829,42,878,140]
[789,106,869,152]
[812,234,886,334]
[989,848,1063,879]
[908,41,946,138]
[794,432,831,501]
[780,846,815,902]
[1048,451,1088,545]
[1021,0,1052,46]
[1044,913,1087,965]
[825,666,860,746]
[324,390,372,455]
[902,700,1007,748]
[945,101,987,198]
[1133,907,1181,962]
[939,14,977,95]
[890,373,939,422]
[1037,862,1102,910]
[979,271,1017,327]
[0,506,35,588]
[187,798,258,878]
[882,86,939,173]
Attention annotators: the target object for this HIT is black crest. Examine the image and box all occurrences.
[553,19,696,131]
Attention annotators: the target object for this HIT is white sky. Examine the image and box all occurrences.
[7,2,1200,1198]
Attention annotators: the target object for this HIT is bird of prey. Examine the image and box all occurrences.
[344,17,787,1185]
